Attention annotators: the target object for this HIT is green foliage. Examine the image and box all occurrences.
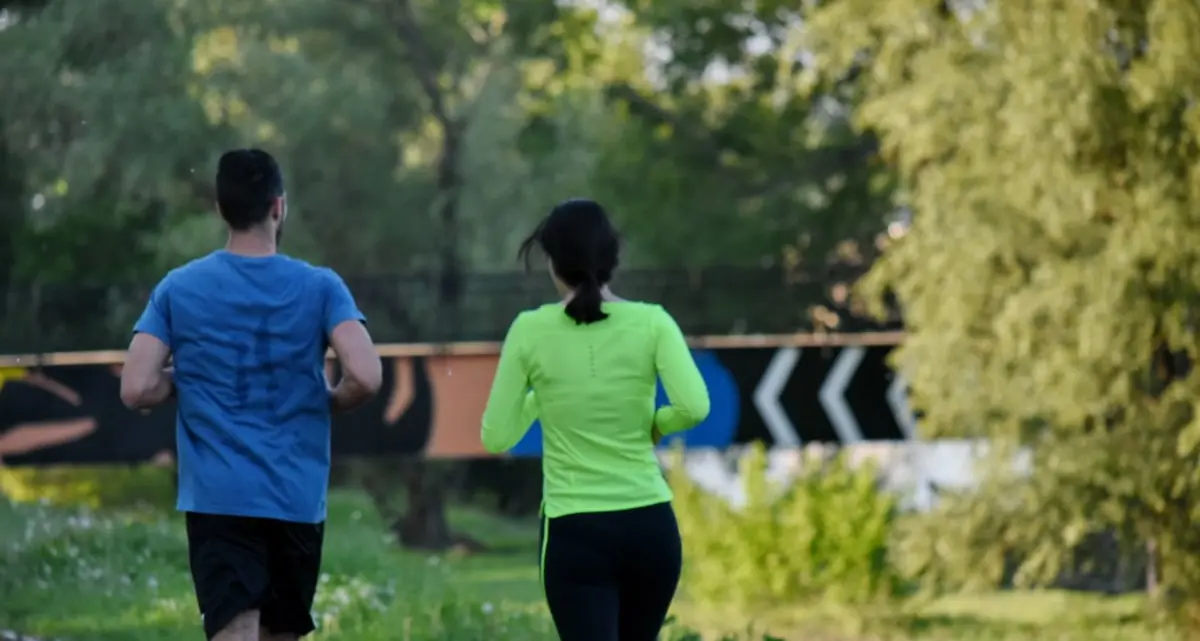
[0,0,892,353]
[0,0,225,284]
[669,442,905,610]
[0,0,890,286]
[593,0,891,268]
[805,0,1200,630]
[0,464,175,509]
[0,486,1175,641]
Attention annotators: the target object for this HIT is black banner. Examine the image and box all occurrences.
[0,345,914,466]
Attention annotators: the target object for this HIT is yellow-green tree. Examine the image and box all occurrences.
[808,0,1200,624]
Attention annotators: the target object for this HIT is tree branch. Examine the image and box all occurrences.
[605,82,726,160]
[607,82,878,204]
[385,0,453,129]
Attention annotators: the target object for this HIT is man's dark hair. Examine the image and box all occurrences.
[216,149,284,231]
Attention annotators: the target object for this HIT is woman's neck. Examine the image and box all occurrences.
[562,285,623,303]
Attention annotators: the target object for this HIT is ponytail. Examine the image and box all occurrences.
[520,198,619,325]
[564,275,609,325]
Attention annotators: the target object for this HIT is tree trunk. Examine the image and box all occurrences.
[394,456,453,549]
[390,117,464,551]
[391,458,486,552]
[1146,537,1159,598]
[384,0,468,552]
[435,120,463,339]
[0,120,24,323]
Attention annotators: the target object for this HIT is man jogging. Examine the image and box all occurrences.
[119,149,382,641]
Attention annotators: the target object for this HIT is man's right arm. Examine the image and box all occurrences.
[322,270,382,412]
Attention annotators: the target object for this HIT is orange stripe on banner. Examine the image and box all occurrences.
[423,354,502,458]
[0,332,904,368]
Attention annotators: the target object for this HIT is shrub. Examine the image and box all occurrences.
[669,442,905,610]
[0,464,175,509]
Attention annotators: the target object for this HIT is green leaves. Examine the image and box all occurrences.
[669,443,904,609]
[578,1,890,268]
[1,0,891,293]
[0,0,222,282]
[809,0,1200,621]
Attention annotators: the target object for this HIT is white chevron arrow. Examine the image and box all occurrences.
[752,347,801,447]
[819,346,865,444]
[887,374,917,440]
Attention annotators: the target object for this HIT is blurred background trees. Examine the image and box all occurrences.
[0,0,888,285]
[6,0,1200,634]
[0,0,892,554]
[806,0,1200,626]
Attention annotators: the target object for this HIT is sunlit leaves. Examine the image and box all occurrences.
[809,0,1200,612]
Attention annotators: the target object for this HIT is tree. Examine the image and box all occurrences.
[587,1,890,270]
[807,0,1200,625]
[0,0,238,352]
[0,0,607,545]
[342,0,602,550]
[182,0,608,549]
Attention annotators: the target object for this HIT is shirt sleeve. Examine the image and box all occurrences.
[653,306,710,435]
[133,278,172,349]
[481,313,538,453]
[322,268,366,335]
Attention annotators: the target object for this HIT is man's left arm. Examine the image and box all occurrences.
[120,281,176,410]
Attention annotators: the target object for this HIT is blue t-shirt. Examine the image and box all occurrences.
[133,250,364,523]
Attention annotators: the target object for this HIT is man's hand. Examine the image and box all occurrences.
[121,333,175,410]
[327,320,382,413]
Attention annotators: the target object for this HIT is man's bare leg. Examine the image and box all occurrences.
[260,628,298,641]
[212,610,260,641]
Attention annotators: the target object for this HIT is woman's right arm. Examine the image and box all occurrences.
[652,307,710,436]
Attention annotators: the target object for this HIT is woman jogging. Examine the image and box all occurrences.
[481,198,711,641]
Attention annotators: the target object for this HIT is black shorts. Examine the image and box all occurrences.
[539,501,683,641]
[186,512,324,640]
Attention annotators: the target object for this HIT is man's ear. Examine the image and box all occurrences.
[273,196,287,223]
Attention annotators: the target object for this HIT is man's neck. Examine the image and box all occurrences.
[225,231,277,257]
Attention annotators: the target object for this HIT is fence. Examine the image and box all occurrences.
[0,264,896,354]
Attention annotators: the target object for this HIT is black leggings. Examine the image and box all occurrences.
[539,502,682,641]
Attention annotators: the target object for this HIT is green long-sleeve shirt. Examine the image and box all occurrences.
[481,301,711,518]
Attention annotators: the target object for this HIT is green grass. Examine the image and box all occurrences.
[0,490,1178,641]
[0,490,555,640]
[673,591,1174,641]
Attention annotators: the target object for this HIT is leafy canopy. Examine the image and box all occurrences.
[808,0,1200,611]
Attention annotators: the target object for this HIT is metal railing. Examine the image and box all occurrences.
[0,265,899,354]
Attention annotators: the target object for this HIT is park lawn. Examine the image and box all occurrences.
[675,590,1174,641]
[0,490,1178,641]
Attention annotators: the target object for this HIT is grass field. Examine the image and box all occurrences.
[0,489,1180,641]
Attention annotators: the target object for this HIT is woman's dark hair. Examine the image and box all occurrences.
[518,199,620,325]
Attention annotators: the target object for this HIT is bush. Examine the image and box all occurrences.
[669,442,906,610]
[892,474,1149,596]
[0,464,176,509]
